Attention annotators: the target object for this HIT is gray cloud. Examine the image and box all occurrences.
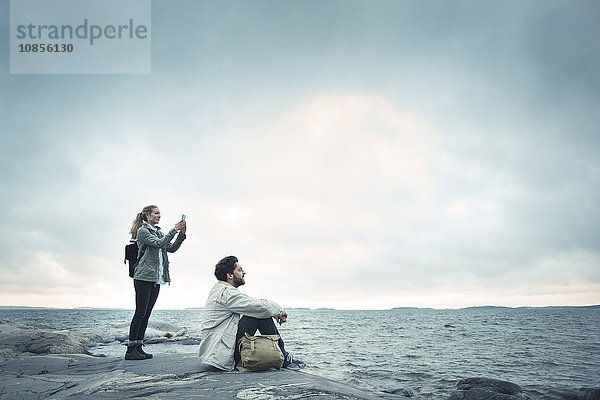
[1,0,598,308]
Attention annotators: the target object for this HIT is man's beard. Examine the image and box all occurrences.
[232,275,245,287]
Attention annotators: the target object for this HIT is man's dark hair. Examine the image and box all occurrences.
[215,256,238,282]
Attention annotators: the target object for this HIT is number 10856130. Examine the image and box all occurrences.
[19,43,74,53]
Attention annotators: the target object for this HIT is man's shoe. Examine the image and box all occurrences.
[282,353,306,369]
[136,345,153,359]
[124,346,146,360]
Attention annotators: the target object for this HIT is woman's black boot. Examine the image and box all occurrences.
[125,345,146,360]
[136,344,153,359]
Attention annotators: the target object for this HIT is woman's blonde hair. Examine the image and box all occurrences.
[130,205,158,239]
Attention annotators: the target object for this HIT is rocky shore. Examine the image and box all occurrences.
[1,352,401,399]
[1,321,598,400]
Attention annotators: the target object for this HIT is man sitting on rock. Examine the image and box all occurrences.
[198,255,306,371]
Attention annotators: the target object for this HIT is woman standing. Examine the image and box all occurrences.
[126,205,187,360]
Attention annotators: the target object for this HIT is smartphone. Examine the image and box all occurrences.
[181,214,186,221]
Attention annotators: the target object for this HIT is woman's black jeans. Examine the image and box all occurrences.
[128,279,160,344]
[234,316,287,365]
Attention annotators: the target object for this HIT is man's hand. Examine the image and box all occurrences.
[275,312,288,325]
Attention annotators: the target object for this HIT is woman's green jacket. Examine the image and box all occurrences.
[133,225,186,283]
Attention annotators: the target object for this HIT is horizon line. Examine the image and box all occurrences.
[0,304,598,311]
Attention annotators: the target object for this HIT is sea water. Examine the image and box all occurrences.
[1,306,598,399]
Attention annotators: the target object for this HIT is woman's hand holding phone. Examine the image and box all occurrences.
[174,220,186,231]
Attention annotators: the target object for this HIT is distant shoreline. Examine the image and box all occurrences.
[1,304,598,311]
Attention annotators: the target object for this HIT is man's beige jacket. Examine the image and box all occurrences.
[198,281,285,371]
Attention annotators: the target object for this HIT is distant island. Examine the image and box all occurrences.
[391,305,600,311]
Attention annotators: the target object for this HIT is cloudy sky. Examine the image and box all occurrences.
[1,0,599,310]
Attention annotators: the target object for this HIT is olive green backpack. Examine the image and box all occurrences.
[237,333,284,371]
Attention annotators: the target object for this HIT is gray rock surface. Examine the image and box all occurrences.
[0,353,397,399]
[447,377,530,400]
[539,388,600,400]
[0,321,94,359]
[382,387,415,397]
